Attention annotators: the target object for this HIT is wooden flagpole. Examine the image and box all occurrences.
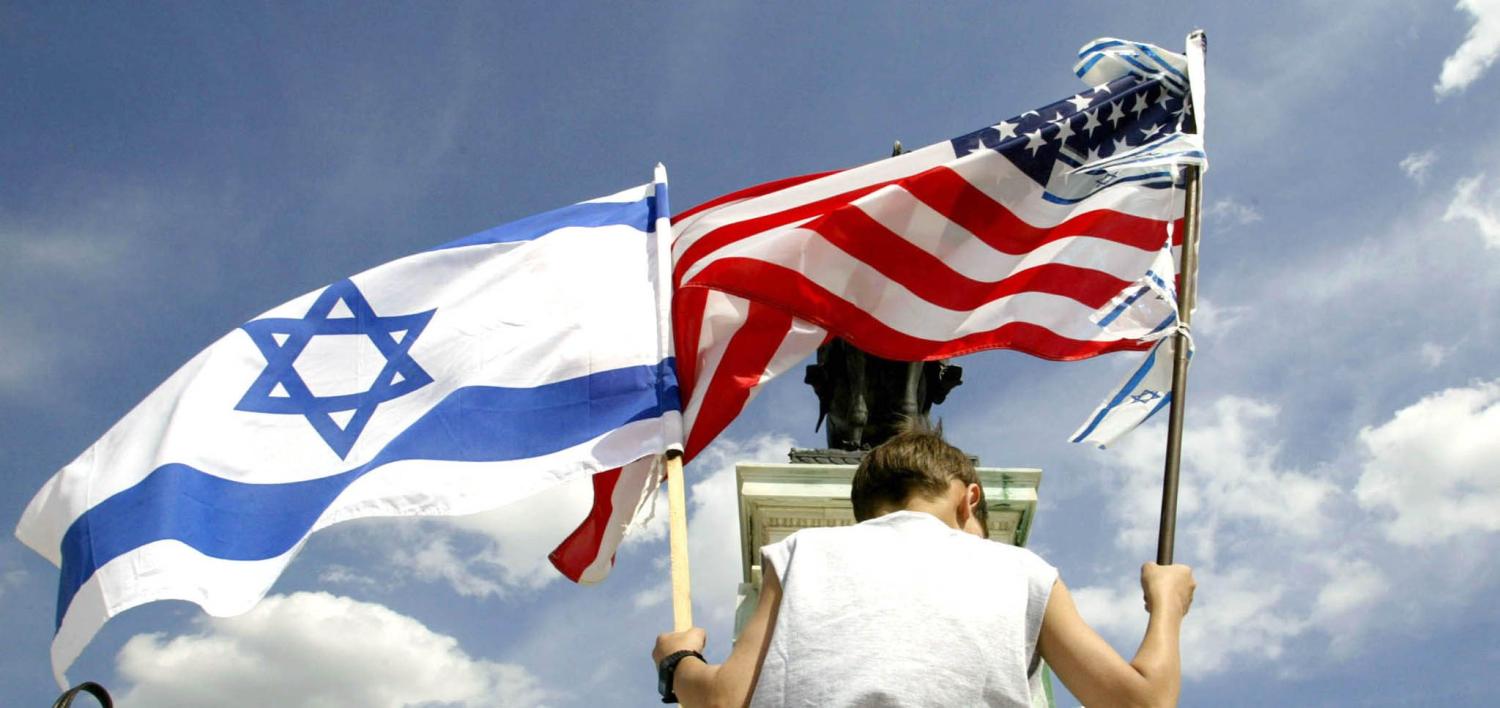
[665,450,694,630]
[1156,30,1206,566]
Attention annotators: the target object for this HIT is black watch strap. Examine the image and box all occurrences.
[657,649,704,703]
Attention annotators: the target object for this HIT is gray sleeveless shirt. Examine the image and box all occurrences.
[750,511,1057,707]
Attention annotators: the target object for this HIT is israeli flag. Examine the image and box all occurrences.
[16,166,682,686]
[1070,335,1190,448]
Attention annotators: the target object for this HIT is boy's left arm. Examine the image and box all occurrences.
[652,569,782,708]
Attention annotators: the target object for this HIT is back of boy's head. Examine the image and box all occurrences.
[850,418,980,522]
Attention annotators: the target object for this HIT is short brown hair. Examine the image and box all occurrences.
[850,419,979,522]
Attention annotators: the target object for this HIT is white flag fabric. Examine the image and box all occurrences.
[15,167,681,686]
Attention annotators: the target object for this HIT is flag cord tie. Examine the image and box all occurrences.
[1175,322,1195,353]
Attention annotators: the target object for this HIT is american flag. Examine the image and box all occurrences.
[671,38,1200,457]
[550,37,1204,581]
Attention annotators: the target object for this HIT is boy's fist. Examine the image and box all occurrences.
[1141,563,1196,616]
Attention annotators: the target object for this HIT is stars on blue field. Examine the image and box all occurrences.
[237,280,436,458]
[949,73,1194,194]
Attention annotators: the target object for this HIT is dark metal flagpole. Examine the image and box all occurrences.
[1156,30,1206,566]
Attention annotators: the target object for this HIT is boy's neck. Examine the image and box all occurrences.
[897,498,961,530]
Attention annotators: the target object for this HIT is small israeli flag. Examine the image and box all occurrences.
[1070,335,1189,448]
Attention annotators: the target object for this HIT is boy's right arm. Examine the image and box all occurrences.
[1037,563,1195,708]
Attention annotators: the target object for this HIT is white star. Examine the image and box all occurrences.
[1081,109,1102,136]
[1113,137,1130,155]
[1139,122,1163,140]
[994,120,1018,140]
[1106,101,1126,128]
[1130,91,1150,116]
[1091,81,1112,94]
[1055,115,1075,144]
[1024,128,1049,156]
[1067,94,1092,112]
[1085,145,1102,163]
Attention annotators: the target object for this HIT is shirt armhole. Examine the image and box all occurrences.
[760,536,794,587]
[1025,558,1060,678]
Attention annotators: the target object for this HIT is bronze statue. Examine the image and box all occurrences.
[804,338,962,450]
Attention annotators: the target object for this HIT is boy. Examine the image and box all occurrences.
[653,425,1195,707]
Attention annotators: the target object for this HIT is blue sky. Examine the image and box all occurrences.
[4,2,1500,705]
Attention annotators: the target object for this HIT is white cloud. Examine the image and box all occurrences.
[1354,379,1500,545]
[632,584,671,611]
[0,310,52,396]
[1109,397,1338,560]
[1443,173,1500,248]
[1191,297,1250,343]
[3,189,149,277]
[1399,149,1438,185]
[115,592,553,708]
[0,189,161,397]
[1310,557,1389,656]
[1073,568,1306,675]
[1069,396,1359,676]
[391,533,510,599]
[1419,342,1452,368]
[316,564,381,591]
[1435,0,1500,97]
[1069,376,1500,680]
[0,569,26,601]
[1203,197,1262,230]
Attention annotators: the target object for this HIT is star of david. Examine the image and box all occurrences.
[1130,390,1163,404]
[236,279,436,459]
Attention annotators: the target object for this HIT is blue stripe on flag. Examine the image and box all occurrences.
[1148,312,1178,336]
[1147,271,1172,294]
[1074,53,1105,78]
[434,195,657,251]
[1136,43,1190,84]
[55,358,679,629]
[1097,285,1150,328]
[1119,54,1161,78]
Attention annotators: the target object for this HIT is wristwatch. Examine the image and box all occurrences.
[657,649,704,703]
